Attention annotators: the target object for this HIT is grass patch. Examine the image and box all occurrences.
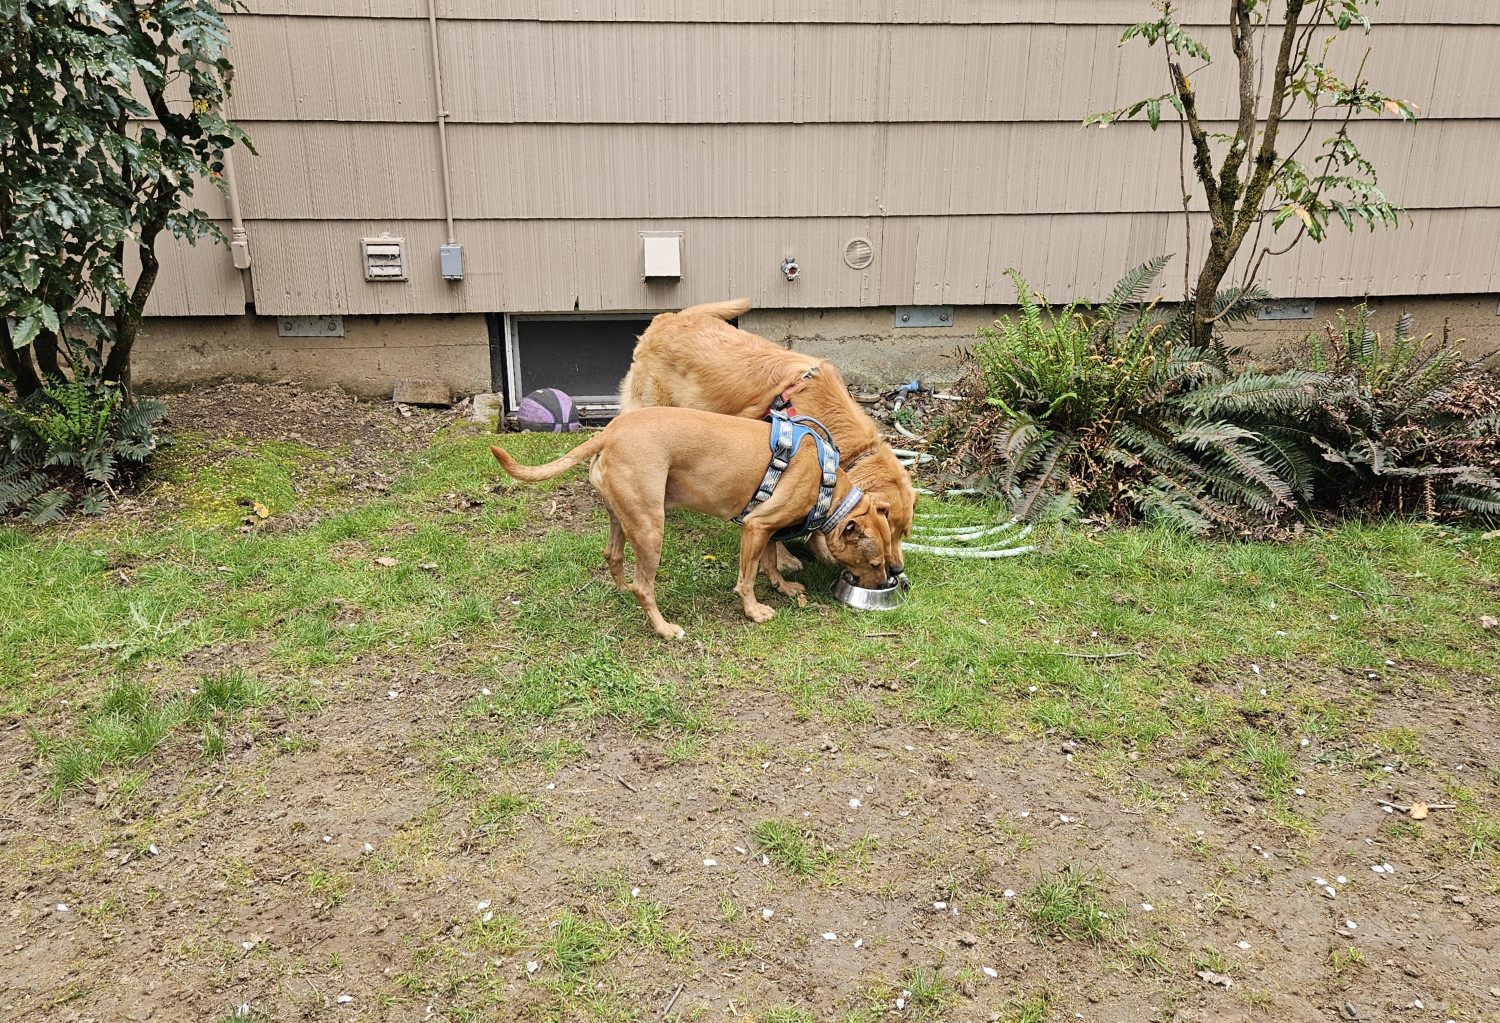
[306,869,350,913]
[998,988,1054,1023]
[545,909,615,979]
[753,818,834,878]
[37,669,276,794]
[760,1006,816,1023]
[1022,864,1121,945]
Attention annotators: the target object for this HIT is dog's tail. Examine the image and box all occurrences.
[491,433,607,482]
[676,298,752,321]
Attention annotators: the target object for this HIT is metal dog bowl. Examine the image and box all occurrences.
[831,571,911,611]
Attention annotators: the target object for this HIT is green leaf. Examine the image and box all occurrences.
[11,316,42,350]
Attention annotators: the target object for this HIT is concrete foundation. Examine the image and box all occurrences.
[744,295,1500,389]
[135,295,1500,398]
[133,313,490,398]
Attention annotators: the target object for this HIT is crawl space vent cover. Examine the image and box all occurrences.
[843,237,874,270]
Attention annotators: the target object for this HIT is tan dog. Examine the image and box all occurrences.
[490,407,891,639]
[619,299,915,575]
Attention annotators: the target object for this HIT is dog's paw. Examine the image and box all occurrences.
[776,580,806,599]
[745,603,776,624]
[655,622,686,640]
[775,549,804,574]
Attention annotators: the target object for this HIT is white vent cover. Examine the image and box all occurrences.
[362,234,407,281]
[844,237,874,270]
[641,231,683,280]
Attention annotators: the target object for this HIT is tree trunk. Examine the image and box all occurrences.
[0,320,42,399]
[32,328,64,383]
[1191,241,1232,352]
[104,235,161,400]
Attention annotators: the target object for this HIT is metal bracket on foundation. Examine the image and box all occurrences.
[895,306,953,328]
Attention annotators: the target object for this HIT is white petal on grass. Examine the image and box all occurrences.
[983,967,998,978]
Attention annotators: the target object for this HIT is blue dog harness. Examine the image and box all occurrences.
[734,413,865,543]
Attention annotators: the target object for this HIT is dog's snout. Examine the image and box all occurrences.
[888,561,904,577]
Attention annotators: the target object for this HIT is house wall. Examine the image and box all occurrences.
[135,2,1500,393]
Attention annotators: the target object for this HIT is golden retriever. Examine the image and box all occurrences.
[491,407,892,639]
[619,299,914,574]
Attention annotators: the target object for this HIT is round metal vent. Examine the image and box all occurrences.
[843,237,874,270]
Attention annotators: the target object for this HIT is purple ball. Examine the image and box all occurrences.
[516,388,580,432]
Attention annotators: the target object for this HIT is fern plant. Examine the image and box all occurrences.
[0,377,166,523]
[1301,307,1500,520]
[941,259,1323,532]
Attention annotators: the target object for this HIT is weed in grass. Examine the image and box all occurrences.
[1127,938,1171,974]
[471,791,535,831]
[903,965,953,1009]
[620,899,691,960]
[713,937,755,960]
[665,731,706,765]
[557,814,597,849]
[1329,945,1366,975]
[998,988,1054,1023]
[306,870,350,913]
[719,895,741,923]
[546,909,615,978]
[759,1006,816,1023]
[1383,818,1422,839]
[470,909,523,953]
[78,601,189,664]
[1192,947,1229,974]
[1023,864,1120,944]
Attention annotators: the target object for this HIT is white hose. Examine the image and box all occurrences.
[892,420,920,441]
[904,542,1037,558]
[912,524,1021,541]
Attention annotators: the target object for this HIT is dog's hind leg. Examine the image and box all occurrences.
[603,508,629,590]
[618,508,684,640]
[772,541,804,574]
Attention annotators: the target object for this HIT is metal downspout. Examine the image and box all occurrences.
[427,0,457,247]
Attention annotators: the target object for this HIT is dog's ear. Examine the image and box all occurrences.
[875,502,891,520]
[842,519,864,539]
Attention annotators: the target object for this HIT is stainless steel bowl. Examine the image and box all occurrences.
[830,571,911,611]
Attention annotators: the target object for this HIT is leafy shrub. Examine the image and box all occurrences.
[938,263,1500,531]
[1302,306,1500,519]
[0,377,166,522]
[941,260,1320,532]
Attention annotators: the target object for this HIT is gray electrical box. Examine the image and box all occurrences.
[440,243,463,281]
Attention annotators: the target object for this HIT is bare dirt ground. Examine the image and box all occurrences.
[2,385,1499,1023]
[4,661,1499,1022]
